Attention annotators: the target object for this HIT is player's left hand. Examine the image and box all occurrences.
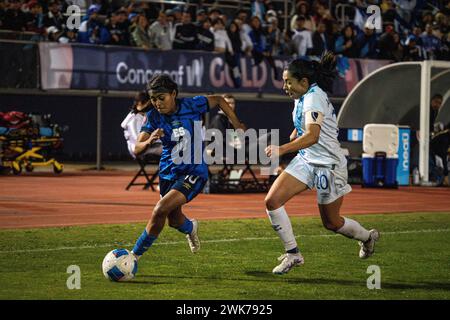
[235,121,247,131]
[265,145,281,158]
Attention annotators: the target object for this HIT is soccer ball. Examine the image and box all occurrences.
[102,249,138,282]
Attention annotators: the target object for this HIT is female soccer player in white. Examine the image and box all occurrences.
[265,52,379,275]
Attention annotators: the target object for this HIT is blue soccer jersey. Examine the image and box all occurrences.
[141,96,209,180]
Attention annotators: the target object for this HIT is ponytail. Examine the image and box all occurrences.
[286,51,337,93]
[316,51,337,93]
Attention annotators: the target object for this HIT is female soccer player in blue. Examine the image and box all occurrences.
[131,74,245,265]
[264,52,379,275]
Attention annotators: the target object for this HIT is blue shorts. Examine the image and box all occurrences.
[159,175,207,203]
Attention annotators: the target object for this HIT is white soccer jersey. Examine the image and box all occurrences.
[292,83,346,166]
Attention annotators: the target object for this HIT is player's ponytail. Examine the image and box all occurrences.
[286,51,337,93]
[315,51,337,93]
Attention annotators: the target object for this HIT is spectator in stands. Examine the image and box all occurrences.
[149,11,172,50]
[265,16,281,56]
[290,1,315,32]
[127,12,139,34]
[227,20,243,55]
[77,4,110,44]
[411,26,423,45]
[236,9,251,34]
[210,17,232,54]
[208,7,222,22]
[131,14,151,49]
[164,9,177,44]
[25,1,45,34]
[107,9,130,46]
[248,15,267,60]
[196,18,214,51]
[194,8,207,27]
[58,26,77,43]
[172,10,197,50]
[226,20,244,87]
[403,34,423,60]
[44,0,65,30]
[2,0,27,31]
[234,17,253,56]
[291,15,313,57]
[172,5,183,24]
[377,23,398,60]
[312,1,334,34]
[391,31,404,61]
[420,23,442,59]
[381,0,397,25]
[310,20,331,56]
[434,12,449,35]
[420,11,434,30]
[393,0,417,25]
[354,24,378,58]
[249,15,279,78]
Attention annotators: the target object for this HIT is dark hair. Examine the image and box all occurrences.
[146,74,178,96]
[432,93,443,100]
[223,94,235,100]
[131,90,151,114]
[286,51,337,93]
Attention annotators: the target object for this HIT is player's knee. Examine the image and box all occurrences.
[167,218,180,229]
[152,203,170,220]
[265,196,281,211]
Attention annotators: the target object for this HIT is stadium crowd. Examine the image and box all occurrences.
[0,0,449,62]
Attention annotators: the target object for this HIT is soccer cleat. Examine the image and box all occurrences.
[131,251,141,261]
[272,252,304,275]
[359,229,380,259]
[186,219,200,253]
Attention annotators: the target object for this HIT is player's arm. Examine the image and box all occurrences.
[290,128,298,141]
[279,123,320,155]
[266,111,323,157]
[206,95,246,130]
[134,129,164,156]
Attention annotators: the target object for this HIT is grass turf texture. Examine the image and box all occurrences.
[0,212,449,300]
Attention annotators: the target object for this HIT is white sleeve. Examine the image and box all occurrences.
[302,92,327,114]
[306,31,313,49]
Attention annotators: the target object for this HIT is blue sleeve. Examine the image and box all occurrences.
[188,96,210,115]
[140,111,156,133]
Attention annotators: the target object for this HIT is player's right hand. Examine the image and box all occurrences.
[150,128,164,142]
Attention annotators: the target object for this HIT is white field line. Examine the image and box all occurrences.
[1,228,449,254]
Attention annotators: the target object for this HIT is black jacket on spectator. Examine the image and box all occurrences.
[196,27,215,51]
[403,44,423,61]
[44,10,66,30]
[2,8,27,31]
[107,21,130,46]
[377,32,397,60]
[310,31,332,56]
[173,23,197,50]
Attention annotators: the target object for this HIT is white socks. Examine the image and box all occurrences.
[266,206,298,251]
[336,217,370,242]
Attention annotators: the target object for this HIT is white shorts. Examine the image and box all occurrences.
[284,154,352,205]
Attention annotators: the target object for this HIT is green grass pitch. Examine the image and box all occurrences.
[0,212,449,300]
